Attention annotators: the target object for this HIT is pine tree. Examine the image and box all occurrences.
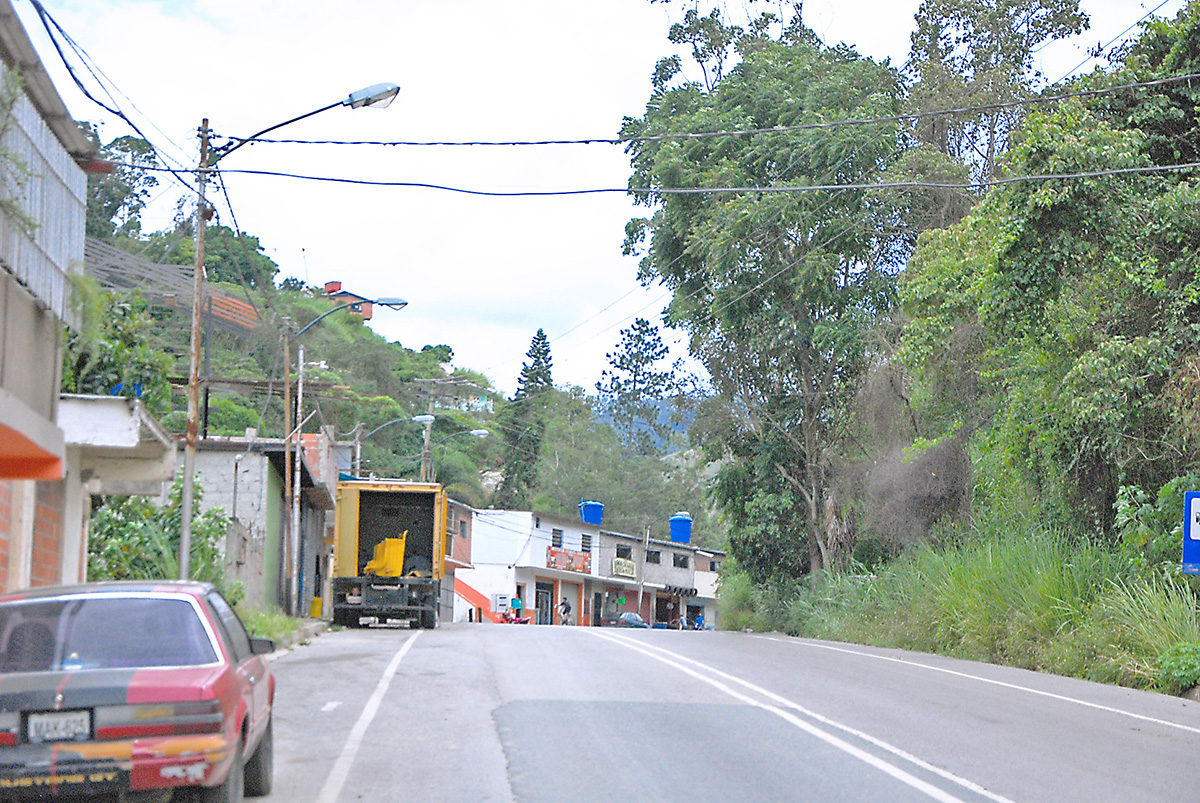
[596,318,681,455]
[493,330,553,508]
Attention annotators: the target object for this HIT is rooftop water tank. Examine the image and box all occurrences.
[579,500,604,525]
[669,511,692,543]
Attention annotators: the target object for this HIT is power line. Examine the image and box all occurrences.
[221,72,1200,149]
[116,159,1200,197]
[25,0,198,196]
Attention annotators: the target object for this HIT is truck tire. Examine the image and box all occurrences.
[420,610,436,629]
[333,608,357,628]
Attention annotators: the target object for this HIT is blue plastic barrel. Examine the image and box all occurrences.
[669,511,692,543]
[579,500,604,525]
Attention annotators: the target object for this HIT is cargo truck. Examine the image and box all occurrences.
[331,480,447,629]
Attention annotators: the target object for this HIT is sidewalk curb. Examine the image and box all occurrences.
[270,619,329,657]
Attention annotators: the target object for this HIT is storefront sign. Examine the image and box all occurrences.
[612,557,636,579]
[547,546,592,573]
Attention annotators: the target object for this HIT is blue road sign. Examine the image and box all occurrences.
[1184,492,1200,575]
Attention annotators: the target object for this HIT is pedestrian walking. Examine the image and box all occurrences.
[559,596,572,626]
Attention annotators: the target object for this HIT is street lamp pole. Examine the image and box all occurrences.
[178,83,400,584]
[287,296,407,614]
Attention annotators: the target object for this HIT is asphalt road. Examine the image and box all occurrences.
[260,623,1200,803]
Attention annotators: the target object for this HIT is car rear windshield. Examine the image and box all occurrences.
[0,596,218,672]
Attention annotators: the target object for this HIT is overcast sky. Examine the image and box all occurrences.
[15,0,1187,395]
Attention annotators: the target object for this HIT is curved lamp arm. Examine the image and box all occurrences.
[294,297,407,338]
[212,83,399,164]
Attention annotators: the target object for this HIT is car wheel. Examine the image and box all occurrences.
[193,735,244,803]
[243,716,273,797]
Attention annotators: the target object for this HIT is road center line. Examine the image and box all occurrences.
[756,636,1200,737]
[590,630,979,803]
[314,632,422,803]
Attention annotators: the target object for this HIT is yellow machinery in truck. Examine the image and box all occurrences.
[332,481,447,629]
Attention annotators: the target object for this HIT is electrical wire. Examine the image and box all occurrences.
[167,159,1200,196]
[222,72,1200,149]
[1052,0,1178,83]
[25,0,198,196]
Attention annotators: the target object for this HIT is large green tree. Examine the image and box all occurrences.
[82,125,159,240]
[906,0,1089,181]
[493,329,554,508]
[901,5,1200,536]
[595,318,682,456]
[624,17,907,576]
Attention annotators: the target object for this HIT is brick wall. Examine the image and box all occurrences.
[31,480,62,586]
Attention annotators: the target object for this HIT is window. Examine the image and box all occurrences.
[710,560,721,572]
[673,553,689,569]
[208,592,252,662]
[646,550,661,564]
[581,534,592,553]
[460,520,468,539]
[616,545,632,560]
[551,528,563,548]
[445,531,453,555]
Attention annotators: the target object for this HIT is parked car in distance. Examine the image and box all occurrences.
[602,611,650,628]
[0,581,275,801]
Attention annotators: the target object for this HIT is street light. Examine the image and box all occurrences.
[179,82,399,582]
[286,294,407,615]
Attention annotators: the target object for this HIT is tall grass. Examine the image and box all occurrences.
[724,524,1200,692]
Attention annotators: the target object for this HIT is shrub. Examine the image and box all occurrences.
[1159,643,1200,694]
[88,472,239,603]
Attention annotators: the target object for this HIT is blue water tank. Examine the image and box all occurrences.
[579,500,604,525]
[669,511,693,543]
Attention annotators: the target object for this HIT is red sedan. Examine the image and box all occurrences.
[0,581,275,801]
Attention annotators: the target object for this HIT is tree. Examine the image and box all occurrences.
[493,330,554,508]
[82,124,159,240]
[900,6,1200,536]
[530,386,719,545]
[906,0,1089,181]
[142,224,279,289]
[595,318,682,455]
[623,20,907,575]
[62,281,173,415]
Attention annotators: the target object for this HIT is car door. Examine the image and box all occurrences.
[206,592,271,743]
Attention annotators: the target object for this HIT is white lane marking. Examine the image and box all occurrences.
[321,701,343,712]
[591,630,976,803]
[616,634,1011,803]
[314,632,422,803]
[756,636,1200,737]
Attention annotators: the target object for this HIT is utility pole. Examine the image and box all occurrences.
[636,524,650,621]
[290,343,305,614]
[179,119,210,581]
[282,324,292,609]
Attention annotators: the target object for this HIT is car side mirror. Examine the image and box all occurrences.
[250,637,275,655]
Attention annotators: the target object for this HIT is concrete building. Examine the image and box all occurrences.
[454,505,724,629]
[182,430,337,612]
[56,395,177,583]
[0,0,101,589]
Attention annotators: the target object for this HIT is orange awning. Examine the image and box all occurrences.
[0,423,63,480]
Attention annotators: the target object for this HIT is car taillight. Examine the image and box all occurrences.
[94,701,223,740]
[0,712,17,746]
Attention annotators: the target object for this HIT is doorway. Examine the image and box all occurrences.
[535,582,554,625]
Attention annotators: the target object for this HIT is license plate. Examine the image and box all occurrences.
[27,710,90,743]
